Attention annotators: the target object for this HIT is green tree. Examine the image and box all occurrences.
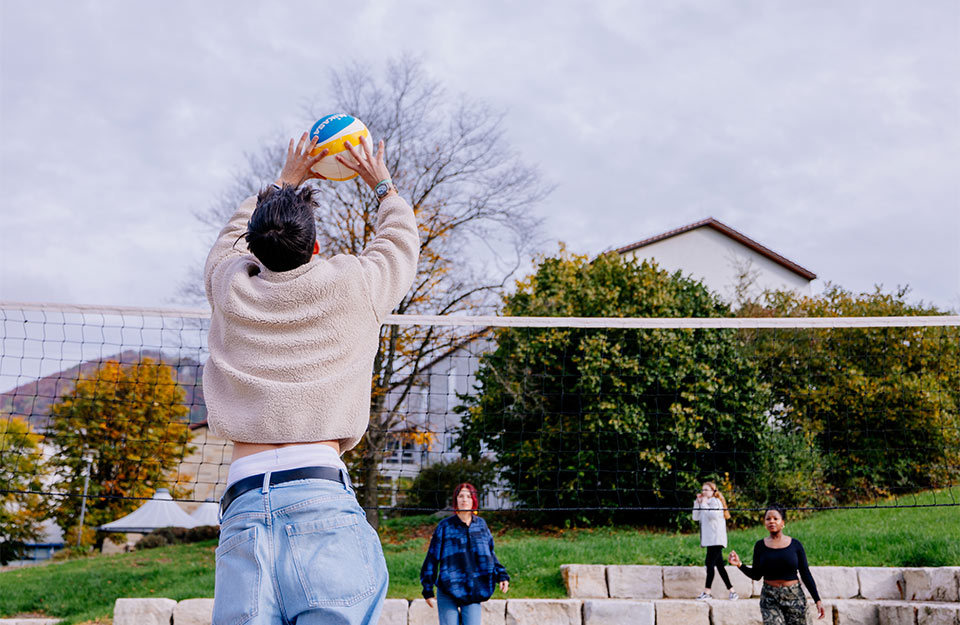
[0,415,47,564]
[743,285,960,502]
[458,251,770,524]
[46,358,194,543]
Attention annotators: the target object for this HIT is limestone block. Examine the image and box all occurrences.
[607,565,663,599]
[0,620,62,625]
[831,599,879,625]
[582,599,654,625]
[174,598,215,625]
[727,571,755,599]
[661,566,753,599]
[654,599,710,625]
[918,603,960,625]
[903,568,960,602]
[562,564,609,598]
[710,598,763,625]
[662,566,702,598]
[810,566,859,599]
[877,602,917,625]
[858,568,906,600]
[753,579,764,598]
[114,597,177,625]
[408,598,433,625]
[376,598,408,625]
[505,599,582,625]
[483,599,507,625]
[407,599,438,625]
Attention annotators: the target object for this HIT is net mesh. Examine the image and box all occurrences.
[1,302,958,523]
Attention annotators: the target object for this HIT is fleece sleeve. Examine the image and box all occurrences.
[357,195,420,319]
[204,195,257,306]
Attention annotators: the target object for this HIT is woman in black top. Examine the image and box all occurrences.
[728,505,824,623]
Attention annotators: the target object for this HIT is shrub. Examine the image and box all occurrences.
[135,534,168,550]
[402,458,498,513]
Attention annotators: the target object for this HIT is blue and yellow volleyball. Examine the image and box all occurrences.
[308,114,371,181]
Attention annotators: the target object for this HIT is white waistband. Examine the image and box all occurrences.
[226,443,348,489]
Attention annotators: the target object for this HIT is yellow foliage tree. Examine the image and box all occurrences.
[0,415,47,564]
[47,358,194,540]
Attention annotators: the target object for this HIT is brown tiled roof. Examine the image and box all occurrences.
[614,218,816,280]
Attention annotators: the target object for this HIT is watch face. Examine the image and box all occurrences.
[375,182,388,197]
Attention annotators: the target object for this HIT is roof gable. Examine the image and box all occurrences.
[614,218,816,280]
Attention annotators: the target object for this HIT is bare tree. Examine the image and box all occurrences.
[187,56,551,527]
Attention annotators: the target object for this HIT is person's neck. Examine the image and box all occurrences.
[456,510,473,525]
[768,530,784,541]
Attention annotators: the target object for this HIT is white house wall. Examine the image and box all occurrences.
[620,227,813,303]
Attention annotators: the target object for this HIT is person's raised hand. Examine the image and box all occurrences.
[500,580,510,593]
[276,132,328,187]
[426,597,436,609]
[336,135,392,193]
[815,601,825,620]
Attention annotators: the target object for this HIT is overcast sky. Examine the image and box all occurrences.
[1,1,958,312]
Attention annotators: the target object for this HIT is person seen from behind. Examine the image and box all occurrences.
[204,131,419,625]
[420,483,510,625]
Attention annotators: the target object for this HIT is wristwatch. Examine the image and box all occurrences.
[374,179,395,202]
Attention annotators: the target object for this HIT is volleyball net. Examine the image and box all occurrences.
[1,302,958,524]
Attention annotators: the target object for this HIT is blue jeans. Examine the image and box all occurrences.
[213,472,388,625]
[436,587,481,625]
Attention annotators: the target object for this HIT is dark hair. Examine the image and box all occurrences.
[244,184,317,272]
[453,482,479,512]
[764,503,787,522]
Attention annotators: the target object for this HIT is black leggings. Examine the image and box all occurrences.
[705,545,731,589]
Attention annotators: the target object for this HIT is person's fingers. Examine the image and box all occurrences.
[308,148,329,165]
[287,137,295,157]
[343,136,363,166]
[376,139,386,166]
[334,153,362,173]
[296,132,309,155]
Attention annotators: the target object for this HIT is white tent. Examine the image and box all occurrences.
[189,501,220,527]
[99,488,199,533]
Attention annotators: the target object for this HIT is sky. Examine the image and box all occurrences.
[1,0,958,312]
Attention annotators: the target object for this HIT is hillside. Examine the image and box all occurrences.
[0,350,207,431]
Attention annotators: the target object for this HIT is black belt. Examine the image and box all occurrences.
[219,466,349,519]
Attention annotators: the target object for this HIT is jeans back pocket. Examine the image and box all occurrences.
[213,526,261,625]
[283,512,379,607]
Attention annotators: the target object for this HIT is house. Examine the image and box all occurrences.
[614,217,816,303]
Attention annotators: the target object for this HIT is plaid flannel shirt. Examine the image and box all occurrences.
[420,514,510,605]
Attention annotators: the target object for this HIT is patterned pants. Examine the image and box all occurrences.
[759,583,807,625]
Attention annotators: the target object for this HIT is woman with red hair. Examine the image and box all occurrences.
[420,483,510,625]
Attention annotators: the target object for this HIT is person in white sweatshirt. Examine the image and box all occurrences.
[692,481,737,600]
[203,132,420,625]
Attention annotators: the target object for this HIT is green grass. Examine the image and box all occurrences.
[2,488,958,624]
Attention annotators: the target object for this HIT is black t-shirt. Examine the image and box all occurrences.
[738,537,820,602]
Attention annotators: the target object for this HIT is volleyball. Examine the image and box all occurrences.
[308,113,371,181]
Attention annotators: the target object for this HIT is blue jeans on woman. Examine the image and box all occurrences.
[435,587,481,625]
[213,471,389,625]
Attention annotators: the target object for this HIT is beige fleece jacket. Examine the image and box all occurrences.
[202,193,419,450]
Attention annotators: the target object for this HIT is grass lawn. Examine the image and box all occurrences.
[2,488,957,624]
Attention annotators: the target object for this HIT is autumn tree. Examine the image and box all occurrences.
[189,57,549,527]
[0,415,46,564]
[46,358,194,541]
[458,251,770,525]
